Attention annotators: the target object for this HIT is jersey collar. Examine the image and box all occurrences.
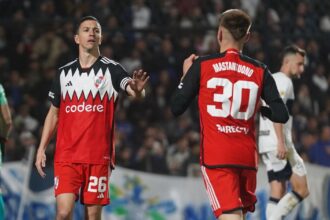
[226,48,240,54]
[78,56,102,73]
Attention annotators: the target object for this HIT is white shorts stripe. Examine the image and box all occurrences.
[201,167,216,209]
[201,166,221,210]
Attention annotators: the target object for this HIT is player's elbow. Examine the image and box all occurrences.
[267,99,289,123]
[171,105,185,117]
[170,95,187,117]
[271,105,289,123]
[273,111,289,123]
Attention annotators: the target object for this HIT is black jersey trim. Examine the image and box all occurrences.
[77,56,102,73]
[101,57,117,64]
[239,53,266,69]
[222,207,243,214]
[198,52,226,62]
[120,77,131,91]
[202,163,257,171]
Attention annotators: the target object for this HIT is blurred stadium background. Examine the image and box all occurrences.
[0,0,330,219]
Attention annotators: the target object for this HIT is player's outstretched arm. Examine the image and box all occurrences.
[126,69,149,98]
[35,105,59,178]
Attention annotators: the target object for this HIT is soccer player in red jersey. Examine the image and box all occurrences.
[171,9,289,220]
[35,16,148,220]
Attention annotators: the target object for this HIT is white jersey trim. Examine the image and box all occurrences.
[59,59,78,70]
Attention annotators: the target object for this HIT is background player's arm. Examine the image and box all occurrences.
[261,70,289,123]
[35,105,59,178]
[0,85,12,141]
[272,77,292,159]
[0,102,12,141]
[273,123,287,159]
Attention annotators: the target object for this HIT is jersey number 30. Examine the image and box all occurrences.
[207,78,258,120]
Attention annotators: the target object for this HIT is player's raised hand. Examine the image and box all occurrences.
[127,69,149,97]
[182,54,199,81]
[35,149,47,178]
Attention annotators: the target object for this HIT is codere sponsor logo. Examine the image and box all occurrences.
[65,102,104,113]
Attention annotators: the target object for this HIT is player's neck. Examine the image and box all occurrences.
[219,41,243,53]
[79,49,100,68]
[280,66,291,77]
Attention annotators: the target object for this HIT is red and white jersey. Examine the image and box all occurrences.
[171,49,282,169]
[48,56,131,167]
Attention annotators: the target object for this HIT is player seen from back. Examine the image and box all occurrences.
[171,9,289,220]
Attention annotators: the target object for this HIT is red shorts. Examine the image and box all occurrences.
[54,163,111,205]
[201,166,257,218]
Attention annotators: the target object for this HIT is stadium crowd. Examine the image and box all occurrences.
[0,0,330,177]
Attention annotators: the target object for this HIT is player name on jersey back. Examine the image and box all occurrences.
[212,61,254,77]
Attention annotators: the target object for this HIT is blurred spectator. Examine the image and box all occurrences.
[120,49,142,73]
[308,125,330,166]
[297,132,317,161]
[296,84,313,115]
[130,0,151,29]
[14,104,39,133]
[311,63,328,109]
[166,136,190,176]
[32,25,65,69]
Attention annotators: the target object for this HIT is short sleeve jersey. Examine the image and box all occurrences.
[172,49,281,170]
[258,72,294,153]
[48,56,131,167]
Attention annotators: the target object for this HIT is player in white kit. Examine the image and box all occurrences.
[258,45,309,220]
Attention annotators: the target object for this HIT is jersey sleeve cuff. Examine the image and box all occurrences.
[120,77,131,91]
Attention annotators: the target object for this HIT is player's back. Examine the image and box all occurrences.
[198,49,267,169]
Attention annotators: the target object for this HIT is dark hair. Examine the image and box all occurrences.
[282,45,306,59]
[75,16,100,33]
[219,9,251,41]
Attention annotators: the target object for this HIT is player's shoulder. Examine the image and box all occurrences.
[0,84,4,93]
[58,58,78,71]
[239,53,267,69]
[99,56,121,67]
[273,72,292,84]
[198,53,225,62]
[99,56,127,71]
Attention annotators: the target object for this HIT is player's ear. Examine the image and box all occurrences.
[74,34,79,44]
[217,27,222,44]
[99,34,102,45]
